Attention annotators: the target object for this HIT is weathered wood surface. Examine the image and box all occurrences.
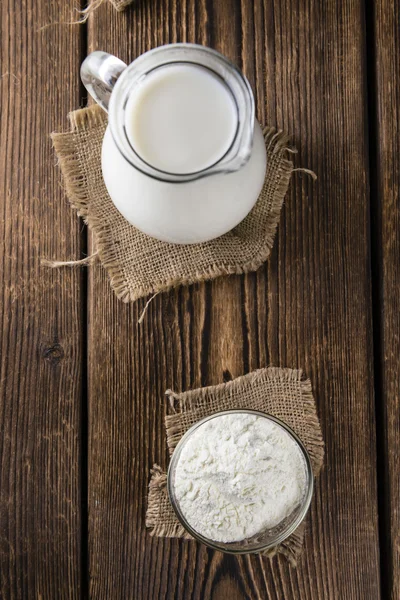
[3,0,399,597]
[373,0,400,598]
[0,0,84,598]
[86,1,381,598]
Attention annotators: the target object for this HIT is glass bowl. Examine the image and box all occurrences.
[167,409,314,554]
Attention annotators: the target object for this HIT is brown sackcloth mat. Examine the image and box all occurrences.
[51,105,309,303]
[146,367,324,566]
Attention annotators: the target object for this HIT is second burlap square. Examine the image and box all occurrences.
[146,367,324,565]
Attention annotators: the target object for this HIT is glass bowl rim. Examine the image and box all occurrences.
[167,408,314,555]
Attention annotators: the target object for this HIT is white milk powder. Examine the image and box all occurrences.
[174,413,307,543]
[125,63,238,174]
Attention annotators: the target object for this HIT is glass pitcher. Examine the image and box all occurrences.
[81,44,266,244]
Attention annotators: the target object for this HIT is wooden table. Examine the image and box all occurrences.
[0,0,398,598]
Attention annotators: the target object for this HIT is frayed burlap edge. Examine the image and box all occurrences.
[52,108,132,298]
[110,0,133,10]
[146,466,192,540]
[87,0,133,14]
[147,367,324,566]
[51,105,298,303]
[52,108,102,221]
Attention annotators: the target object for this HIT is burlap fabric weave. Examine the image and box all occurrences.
[146,367,324,566]
[52,105,294,302]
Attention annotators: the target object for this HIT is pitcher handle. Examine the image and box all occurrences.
[80,51,127,113]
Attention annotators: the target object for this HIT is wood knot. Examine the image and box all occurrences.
[42,343,64,365]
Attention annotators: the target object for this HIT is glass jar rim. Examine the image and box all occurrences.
[167,409,314,554]
[108,43,255,183]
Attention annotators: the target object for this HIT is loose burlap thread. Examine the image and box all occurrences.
[51,105,304,303]
[86,0,133,15]
[109,0,132,10]
[146,367,324,566]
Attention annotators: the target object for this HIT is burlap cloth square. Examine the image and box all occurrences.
[51,105,303,303]
[146,367,324,565]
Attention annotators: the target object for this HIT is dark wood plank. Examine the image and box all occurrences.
[261,1,381,597]
[87,0,380,598]
[373,0,400,597]
[0,2,84,598]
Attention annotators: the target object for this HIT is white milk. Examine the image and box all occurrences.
[125,64,238,174]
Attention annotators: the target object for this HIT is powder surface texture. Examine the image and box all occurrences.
[173,413,307,543]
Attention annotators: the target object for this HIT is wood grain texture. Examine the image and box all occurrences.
[373,0,400,597]
[86,0,381,598]
[0,1,84,598]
